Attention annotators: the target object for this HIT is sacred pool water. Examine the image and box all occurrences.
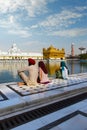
[0,59,87,83]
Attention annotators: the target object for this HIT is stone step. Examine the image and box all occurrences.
[0,73,87,119]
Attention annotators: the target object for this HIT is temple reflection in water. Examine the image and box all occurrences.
[0,44,87,83]
[0,59,87,83]
[45,60,60,77]
[0,60,60,78]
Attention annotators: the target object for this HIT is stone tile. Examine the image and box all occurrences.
[0,73,87,129]
[12,118,44,130]
[51,114,87,130]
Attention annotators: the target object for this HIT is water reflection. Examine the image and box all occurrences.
[0,60,28,83]
[71,60,74,74]
[45,60,60,77]
[0,59,87,83]
[67,60,87,74]
[80,61,87,73]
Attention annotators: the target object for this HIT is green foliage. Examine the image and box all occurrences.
[79,53,87,59]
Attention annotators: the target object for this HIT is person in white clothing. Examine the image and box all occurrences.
[60,58,69,79]
[17,58,38,86]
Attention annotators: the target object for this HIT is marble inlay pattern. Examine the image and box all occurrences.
[39,110,87,130]
[0,91,8,101]
[0,73,87,130]
[7,75,87,96]
[11,99,87,130]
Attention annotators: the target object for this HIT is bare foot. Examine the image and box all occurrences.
[17,82,25,86]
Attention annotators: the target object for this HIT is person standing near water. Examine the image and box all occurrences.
[60,58,69,79]
[17,58,38,86]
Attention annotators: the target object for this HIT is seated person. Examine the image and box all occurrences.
[17,58,38,86]
[38,61,50,84]
[55,68,62,79]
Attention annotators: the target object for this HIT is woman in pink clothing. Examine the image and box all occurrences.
[38,61,50,84]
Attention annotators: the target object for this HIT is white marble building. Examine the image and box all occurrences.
[0,43,43,59]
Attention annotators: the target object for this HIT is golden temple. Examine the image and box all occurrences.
[43,45,65,59]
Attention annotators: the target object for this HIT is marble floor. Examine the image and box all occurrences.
[0,73,87,130]
[12,99,87,130]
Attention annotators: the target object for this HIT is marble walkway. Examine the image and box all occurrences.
[0,73,87,130]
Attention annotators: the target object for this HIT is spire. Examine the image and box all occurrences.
[71,43,74,57]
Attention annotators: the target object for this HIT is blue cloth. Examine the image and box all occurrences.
[60,61,68,79]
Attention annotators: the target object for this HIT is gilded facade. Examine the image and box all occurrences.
[43,45,65,59]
